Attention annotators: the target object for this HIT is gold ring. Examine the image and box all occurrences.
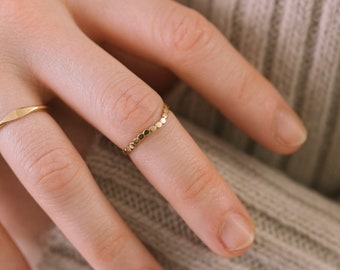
[0,105,48,129]
[122,104,170,155]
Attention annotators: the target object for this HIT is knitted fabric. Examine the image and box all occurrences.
[38,0,340,269]
[39,121,340,270]
[172,0,340,196]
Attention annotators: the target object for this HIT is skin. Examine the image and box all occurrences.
[0,0,307,269]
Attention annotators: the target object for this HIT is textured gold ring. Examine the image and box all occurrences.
[122,104,170,155]
[0,105,48,129]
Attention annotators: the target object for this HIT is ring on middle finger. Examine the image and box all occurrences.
[122,103,170,155]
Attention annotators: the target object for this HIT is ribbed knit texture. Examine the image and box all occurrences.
[172,0,340,196]
[38,0,340,269]
[39,121,340,270]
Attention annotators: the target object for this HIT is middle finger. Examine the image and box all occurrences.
[67,0,307,154]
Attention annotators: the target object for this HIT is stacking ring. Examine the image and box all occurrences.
[122,104,170,155]
[0,105,48,129]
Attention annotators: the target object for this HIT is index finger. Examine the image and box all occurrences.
[67,0,307,154]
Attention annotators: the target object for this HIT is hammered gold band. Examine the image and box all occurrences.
[122,104,170,155]
[0,105,48,129]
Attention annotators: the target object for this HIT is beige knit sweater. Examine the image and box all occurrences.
[39,0,340,269]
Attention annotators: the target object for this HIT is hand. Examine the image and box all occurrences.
[0,0,307,269]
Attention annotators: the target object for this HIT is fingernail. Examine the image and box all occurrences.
[273,108,307,147]
[220,213,255,252]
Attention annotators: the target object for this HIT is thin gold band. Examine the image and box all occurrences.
[122,104,170,155]
[0,105,48,129]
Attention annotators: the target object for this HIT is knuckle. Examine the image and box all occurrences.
[0,0,47,55]
[179,163,216,202]
[99,76,162,133]
[160,7,213,58]
[25,145,79,194]
[0,0,36,32]
[0,0,24,20]
[0,0,72,50]
[92,230,127,263]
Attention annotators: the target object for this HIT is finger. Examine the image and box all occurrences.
[67,0,307,154]
[23,11,255,256]
[0,79,162,269]
[0,221,30,270]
